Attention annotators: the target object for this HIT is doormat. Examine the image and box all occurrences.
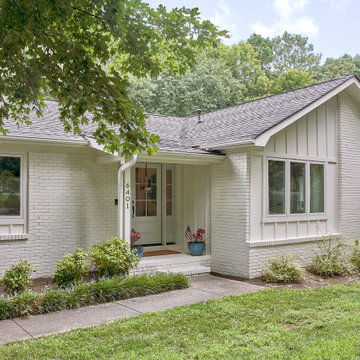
[143,250,180,257]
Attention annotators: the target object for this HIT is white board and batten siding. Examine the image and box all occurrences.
[250,97,338,245]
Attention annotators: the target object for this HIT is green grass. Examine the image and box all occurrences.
[0,273,189,320]
[2,283,360,359]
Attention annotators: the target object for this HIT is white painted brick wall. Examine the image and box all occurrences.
[248,242,319,278]
[337,91,360,240]
[0,151,118,277]
[211,151,250,277]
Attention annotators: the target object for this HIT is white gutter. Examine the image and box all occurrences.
[0,135,89,146]
[118,153,138,239]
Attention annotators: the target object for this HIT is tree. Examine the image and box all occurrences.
[0,1,224,154]
[128,51,242,117]
[218,42,272,100]
[271,69,313,93]
[270,32,321,74]
[247,33,274,73]
[314,54,360,81]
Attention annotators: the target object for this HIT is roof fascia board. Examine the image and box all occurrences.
[254,77,360,147]
[0,135,89,146]
[137,151,225,164]
[207,139,255,150]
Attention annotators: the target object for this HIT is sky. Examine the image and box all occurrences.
[146,0,359,60]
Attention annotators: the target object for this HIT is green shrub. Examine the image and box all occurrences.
[308,236,353,277]
[90,237,139,277]
[350,239,360,272]
[0,260,34,295]
[52,248,89,287]
[263,254,303,283]
[0,273,189,320]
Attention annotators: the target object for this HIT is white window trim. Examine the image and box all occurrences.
[0,153,27,224]
[265,157,326,220]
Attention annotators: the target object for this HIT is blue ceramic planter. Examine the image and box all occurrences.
[133,247,144,259]
[188,242,205,256]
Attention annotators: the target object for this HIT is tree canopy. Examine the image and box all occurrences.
[129,31,359,118]
[0,0,225,154]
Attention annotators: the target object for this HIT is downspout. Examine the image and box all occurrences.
[118,154,138,239]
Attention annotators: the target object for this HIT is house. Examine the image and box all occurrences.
[1,75,360,278]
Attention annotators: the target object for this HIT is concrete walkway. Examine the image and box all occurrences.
[0,275,263,345]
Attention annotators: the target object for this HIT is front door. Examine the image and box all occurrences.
[132,163,162,246]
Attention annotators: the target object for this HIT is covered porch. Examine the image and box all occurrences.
[119,151,223,273]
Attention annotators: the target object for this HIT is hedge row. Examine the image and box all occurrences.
[0,273,189,320]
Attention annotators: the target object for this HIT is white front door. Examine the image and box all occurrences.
[132,163,162,246]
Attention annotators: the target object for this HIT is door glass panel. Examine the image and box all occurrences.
[290,162,306,214]
[136,201,146,216]
[166,169,173,216]
[135,166,158,217]
[147,185,157,200]
[147,201,157,216]
[135,185,146,200]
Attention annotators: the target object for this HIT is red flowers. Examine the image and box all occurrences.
[186,227,206,243]
[130,230,141,247]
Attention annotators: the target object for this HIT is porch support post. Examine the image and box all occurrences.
[123,167,132,244]
[117,154,137,242]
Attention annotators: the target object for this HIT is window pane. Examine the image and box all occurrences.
[0,157,21,216]
[147,201,157,216]
[290,162,306,214]
[166,200,172,216]
[136,201,146,216]
[268,160,285,215]
[310,164,324,213]
[166,184,172,200]
[166,169,172,184]
[136,167,157,184]
[135,184,146,200]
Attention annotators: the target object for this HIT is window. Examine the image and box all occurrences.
[290,162,305,214]
[310,163,324,213]
[0,156,21,216]
[166,168,173,216]
[268,160,285,215]
[267,159,325,216]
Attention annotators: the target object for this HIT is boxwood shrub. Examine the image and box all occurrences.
[0,273,189,320]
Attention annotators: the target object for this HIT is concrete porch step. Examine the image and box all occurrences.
[130,254,211,276]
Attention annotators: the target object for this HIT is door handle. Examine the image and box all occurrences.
[132,200,135,218]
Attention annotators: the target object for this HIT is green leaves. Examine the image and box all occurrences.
[0,260,34,295]
[0,0,224,154]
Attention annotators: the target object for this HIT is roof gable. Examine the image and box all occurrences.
[183,75,359,149]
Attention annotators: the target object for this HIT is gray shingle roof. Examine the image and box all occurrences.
[0,75,356,154]
[184,75,355,149]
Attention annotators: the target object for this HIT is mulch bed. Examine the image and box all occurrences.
[211,271,360,289]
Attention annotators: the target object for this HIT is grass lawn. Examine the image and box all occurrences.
[1,283,360,359]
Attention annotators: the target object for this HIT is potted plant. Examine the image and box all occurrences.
[130,228,144,259]
[186,226,206,256]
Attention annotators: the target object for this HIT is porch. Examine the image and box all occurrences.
[119,153,222,257]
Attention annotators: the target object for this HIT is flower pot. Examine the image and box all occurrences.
[133,247,144,259]
[188,242,205,256]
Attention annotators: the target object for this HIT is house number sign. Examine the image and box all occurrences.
[125,183,130,209]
